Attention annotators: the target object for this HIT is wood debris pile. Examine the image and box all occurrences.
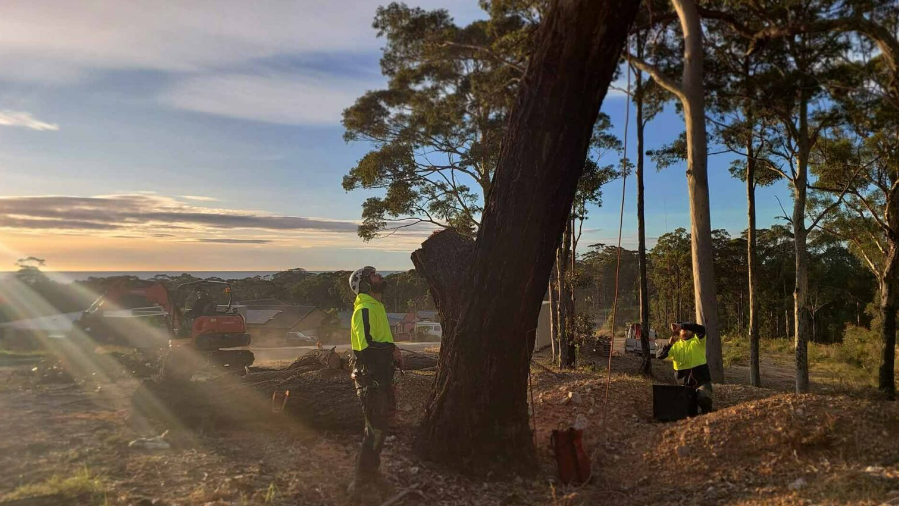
[133,348,438,432]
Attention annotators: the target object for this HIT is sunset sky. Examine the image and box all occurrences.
[0,0,792,272]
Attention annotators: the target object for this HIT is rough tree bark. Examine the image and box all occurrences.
[629,0,723,381]
[410,0,640,471]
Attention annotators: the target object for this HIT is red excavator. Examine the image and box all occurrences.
[75,279,254,380]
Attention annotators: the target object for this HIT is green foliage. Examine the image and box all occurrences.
[291,271,355,311]
[648,132,687,171]
[648,227,693,324]
[343,1,617,241]
[342,2,532,240]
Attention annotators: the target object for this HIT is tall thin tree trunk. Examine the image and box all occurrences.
[559,220,575,368]
[793,88,811,394]
[879,248,898,399]
[635,57,652,375]
[556,245,568,368]
[745,62,761,386]
[549,274,558,363]
[568,214,577,367]
[671,0,723,382]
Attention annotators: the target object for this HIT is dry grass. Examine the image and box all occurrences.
[4,464,106,503]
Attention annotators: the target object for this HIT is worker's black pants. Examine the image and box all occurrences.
[353,348,395,481]
[676,372,714,414]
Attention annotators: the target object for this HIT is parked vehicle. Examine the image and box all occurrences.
[414,321,442,340]
[624,322,657,356]
[75,279,254,381]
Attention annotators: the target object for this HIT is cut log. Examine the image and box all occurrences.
[398,349,438,371]
[288,349,342,370]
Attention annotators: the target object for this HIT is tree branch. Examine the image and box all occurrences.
[816,223,881,275]
[440,42,527,75]
[624,52,686,102]
[746,17,899,87]
[806,163,866,232]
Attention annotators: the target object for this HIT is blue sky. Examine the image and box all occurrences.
[0,0,792,272]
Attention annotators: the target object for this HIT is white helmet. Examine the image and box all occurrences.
[349,266,377,295]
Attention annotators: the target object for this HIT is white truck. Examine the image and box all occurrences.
[414,321,442,340]
[624,323,658,356]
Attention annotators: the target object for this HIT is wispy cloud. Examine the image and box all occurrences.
[0,111,58,131]
[181,195,218,202]
[0,1,483,85]
[161,72,377,125]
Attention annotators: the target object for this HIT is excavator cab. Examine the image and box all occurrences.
[164,281,254,381]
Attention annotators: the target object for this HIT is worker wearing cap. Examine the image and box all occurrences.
[347,266,402,497]
[656,322,714,414]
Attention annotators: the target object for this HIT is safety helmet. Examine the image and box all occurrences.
[349,266,378,295]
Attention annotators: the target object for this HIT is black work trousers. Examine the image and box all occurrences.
[353,347,395,480]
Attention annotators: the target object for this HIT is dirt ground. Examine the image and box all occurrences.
[1,350,898,506]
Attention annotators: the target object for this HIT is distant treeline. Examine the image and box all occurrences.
[580,226,878,344]
[0,267,435,323]
[2,232,881,345]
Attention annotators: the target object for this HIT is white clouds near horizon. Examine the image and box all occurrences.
[0,194,437,251]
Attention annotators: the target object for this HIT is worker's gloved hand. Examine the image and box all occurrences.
[392,346,404,368]
[670,322,682,333]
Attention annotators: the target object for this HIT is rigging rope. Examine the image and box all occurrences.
[601,62,632,433]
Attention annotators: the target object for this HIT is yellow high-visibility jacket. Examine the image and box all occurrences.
[665,334,707,371]
[350,293,394,352]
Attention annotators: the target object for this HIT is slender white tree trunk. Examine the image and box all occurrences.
[671,0,723,381]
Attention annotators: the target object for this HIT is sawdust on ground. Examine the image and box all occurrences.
[2,351,898,506]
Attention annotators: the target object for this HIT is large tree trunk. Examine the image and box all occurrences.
[673,0,723,382]
[411,0,639,472]
[794,89,811,394]
[880,247,898,399]
[635,61,652,375]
